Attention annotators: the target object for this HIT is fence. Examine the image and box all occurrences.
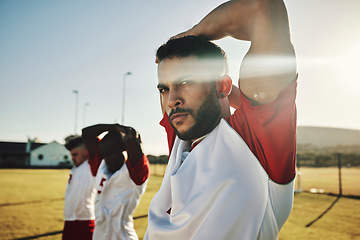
[296,153,360,197]
[149,153,360,198]
[150,163,167,176]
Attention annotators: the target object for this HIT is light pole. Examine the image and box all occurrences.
[72,90,79,134]
[83,102,89,128]
[122,72,132,125]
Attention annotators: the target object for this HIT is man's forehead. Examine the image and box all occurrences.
[157,57,223,83]
[70,148,79,154]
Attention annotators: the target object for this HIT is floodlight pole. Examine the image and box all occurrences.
[121,72,132,125]
[72,90,79,134]
[83,102,89,128]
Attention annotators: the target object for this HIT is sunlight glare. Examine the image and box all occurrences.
[239,55,297,78]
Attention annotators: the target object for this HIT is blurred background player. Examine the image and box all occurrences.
[62,135,102,240]
[82,124,150,240]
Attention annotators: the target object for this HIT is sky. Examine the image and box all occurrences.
[1,0,359,155]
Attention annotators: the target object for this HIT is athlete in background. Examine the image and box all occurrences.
[82,124,149,240]
[63,135,101,240]
[145,0,297,239]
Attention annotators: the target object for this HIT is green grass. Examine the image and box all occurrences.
[0,167,359,240]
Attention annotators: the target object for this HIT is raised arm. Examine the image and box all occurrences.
[173,0,297,105]
[172,0,253,41]
[116,125,145,167]
[82,124,121,158]
[82,124,145,167]
[110,125,149,184]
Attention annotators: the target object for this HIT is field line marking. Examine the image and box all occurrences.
[11,230,63,240]
[0,198,64,207]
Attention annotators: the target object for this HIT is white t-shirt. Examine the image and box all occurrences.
[93,160,148,240]
[64,160,96,221]
[145,119,294,240]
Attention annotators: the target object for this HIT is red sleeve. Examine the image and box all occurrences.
[126,154,150,185]
[160,113,176,155]
[227,80,297,184]
[88,150,102,177]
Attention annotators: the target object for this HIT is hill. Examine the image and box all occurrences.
[297,126,360,148]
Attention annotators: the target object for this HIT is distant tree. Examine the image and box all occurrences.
[147,155,169,165]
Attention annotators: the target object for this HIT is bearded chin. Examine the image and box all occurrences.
[175,93,221,141]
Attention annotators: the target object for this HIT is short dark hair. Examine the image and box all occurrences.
[64,135,84,151]
[156,35,228,74]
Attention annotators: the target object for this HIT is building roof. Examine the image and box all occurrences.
[0,141,46,154]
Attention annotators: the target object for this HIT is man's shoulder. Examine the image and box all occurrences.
[73,160,92,175]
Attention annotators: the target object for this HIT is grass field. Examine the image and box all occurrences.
[299,167,360,196]
[0,167,359,240]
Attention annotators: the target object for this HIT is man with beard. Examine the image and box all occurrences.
[145,0,297,239]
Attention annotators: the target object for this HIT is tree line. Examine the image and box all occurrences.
[297,144,360,167]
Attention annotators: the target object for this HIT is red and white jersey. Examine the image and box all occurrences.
[93,158,149,240]
[64,160,96,221]
[145,80,297,240]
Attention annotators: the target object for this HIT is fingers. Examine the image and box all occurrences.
[169,31,188,40]
[116,125,141,144]
[125,127,140,142]
[155,29,195,64]
[170,28,196,40]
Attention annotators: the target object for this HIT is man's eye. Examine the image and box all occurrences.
[180,80,191,86]
[158,88,168,94]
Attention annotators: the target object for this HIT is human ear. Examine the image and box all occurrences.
[217,75,232,98]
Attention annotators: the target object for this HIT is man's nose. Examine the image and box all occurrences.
[168,90,183,109]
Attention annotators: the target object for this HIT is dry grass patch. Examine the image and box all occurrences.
[280,193,360,240]
[1,168,359,240]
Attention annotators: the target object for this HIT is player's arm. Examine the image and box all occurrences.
[82,124,121,158]
[119,126,150,185]
[173,0,297,105]
[115,126,145,167]
[82,123,146,167]
[82,124,123,176]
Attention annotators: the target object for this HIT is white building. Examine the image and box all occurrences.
[30,141,71,167]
